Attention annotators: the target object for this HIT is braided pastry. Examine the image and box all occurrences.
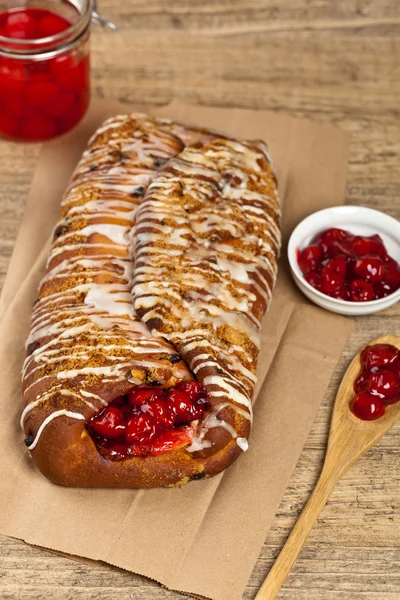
[21,113,280,487]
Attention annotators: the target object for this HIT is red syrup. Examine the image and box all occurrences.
[350,343,400,420]
[88,381,209,460]
[298,228,400,302]
[0,8,90,141]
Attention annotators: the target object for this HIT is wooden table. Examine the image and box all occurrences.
[1,2,399,599]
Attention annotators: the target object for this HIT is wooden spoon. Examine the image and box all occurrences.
[255,335,400,600]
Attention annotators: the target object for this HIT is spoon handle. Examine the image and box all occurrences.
[254,464,340,600]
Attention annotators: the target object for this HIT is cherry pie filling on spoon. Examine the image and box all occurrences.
[88,381,209,459]
[350,343,400,420]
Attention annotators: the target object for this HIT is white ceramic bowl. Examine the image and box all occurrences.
[288,206,400,316]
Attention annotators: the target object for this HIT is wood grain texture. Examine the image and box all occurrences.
[255,336,400,600]
[0,1,399,599]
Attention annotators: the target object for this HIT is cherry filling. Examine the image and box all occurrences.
[297,228,400,302]
[87,381,209,460]
[350,343,400,420]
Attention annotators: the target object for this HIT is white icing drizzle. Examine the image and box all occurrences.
[22,114,192,451]
[132,137,280,451]
[236,437,249,452]
[23,114,280,461]
[27,411,86,450]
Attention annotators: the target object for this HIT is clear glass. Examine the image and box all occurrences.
[0,0,91,141]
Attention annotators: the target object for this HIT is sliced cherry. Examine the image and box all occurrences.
[128,387,165,407]
[89,406,125,440]
[353,256,383,283]
[361,344,399,370]
[354,369,370,393]
[150,428,192,456]
[350,279,375,302]
[126,414,158,443]
[298,245,322,274]
[350,392,385,421]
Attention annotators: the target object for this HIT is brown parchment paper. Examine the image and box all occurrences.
[0,99,353,600]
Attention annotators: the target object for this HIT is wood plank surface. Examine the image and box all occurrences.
[0,1,399,599]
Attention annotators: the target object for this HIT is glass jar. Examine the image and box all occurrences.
[0,0,91,141]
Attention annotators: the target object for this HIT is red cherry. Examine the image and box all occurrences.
[26,81,59,109]
[57,60,87,92]
[0,113,20,138]
[335,285,351,301]
[49,53,76,76]
[0,59,26,99]
[369,369,400,402]
[21,114,56,140]
[5,11,37,40]
[353,256,384,283]
[176,380,206,402]
[45,91,76,117]
[89,406,125,440]
[38,14,69,38]
[381,258,400,290]
[361,344,399,370]
[374,282,394,299]
[350,279,375,302]
[150,427,192,456]
[317,228,350,248]
[168,390,196,423]
[126,414,158,443]
[350,392,385,421]
[25,61,51,83]
[304,271,321,291]
[321,257,347,295]
[55,95,88,134]
[351,235,387,258]
[298,245,323,274]
[354,369,371,393]
[6,96,34,118]
[127,387,165,407]
[142,398,173,427]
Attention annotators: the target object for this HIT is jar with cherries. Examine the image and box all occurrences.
[0,0,91,141]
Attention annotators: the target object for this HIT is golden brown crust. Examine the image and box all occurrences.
[21,113,279,488]
[30,414,243,488]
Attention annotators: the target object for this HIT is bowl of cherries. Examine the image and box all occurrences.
[288,205,400,315]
